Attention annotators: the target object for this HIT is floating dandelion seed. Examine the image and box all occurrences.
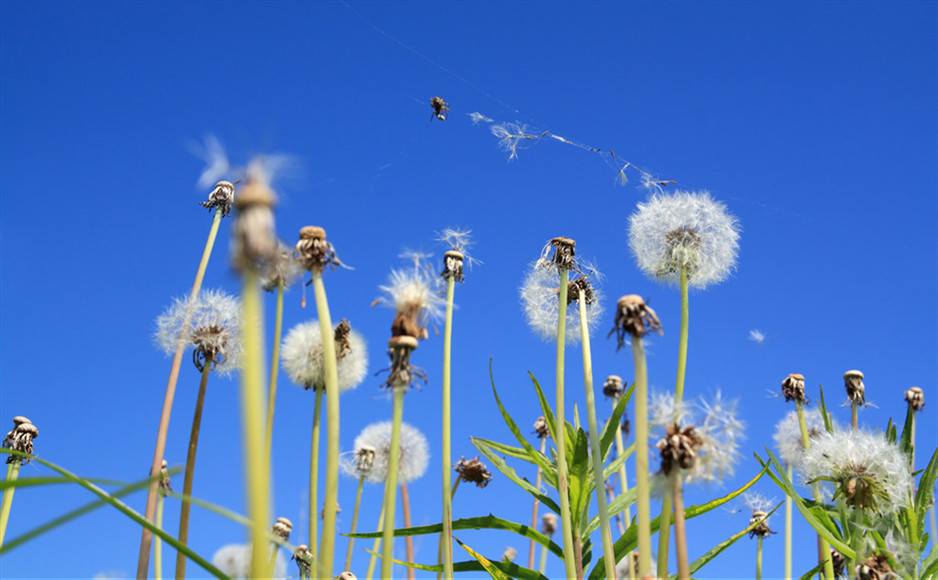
[155,289,242,376]
[490,122,546,161]
[468,112,493,124]
[628,191,740,290]
[748,329,766,344]
[281,319,368,392]
[191,133,230,190]
[352,421,429,484]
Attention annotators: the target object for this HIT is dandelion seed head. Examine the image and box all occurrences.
[211,543,287,580]
[541,513,558,535]
[800,429,912,515]
[520,264,603,343]
[353,421,429,484]
[628,191,740,290]
[773,408,828,467]
[154,290,242,376]
[281,320,368,392]
[501,547,517,562]
[380,259,445,340]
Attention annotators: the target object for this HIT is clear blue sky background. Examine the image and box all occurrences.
[2,2,936,578]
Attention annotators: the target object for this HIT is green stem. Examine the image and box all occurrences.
[657,495,673,578]
[441,274,456,580]
[528,437,547,569]
[0,462,21,549]
[909,408,917,471]
[240,267,271,579]
[756,535,763,580]
[401,484,415,580]
[554,268,578,580]
[381,386,406,579]
[264,281,285,476]
[311,271,341,577]
[137,207,223,580]
[309,387,324,565]
[365,505,385,580]
[437,479,461,580]
[613,396,631,527]
[578,294,616,580]
[344,475,366,573]
[538,538,550,575]
[851,401,858,430]
[175,360,213,580]
[631,336,653,579]
[785,463,792,580]
[671,472,690,580]
[154,491,164,580]
[796,400,835,580]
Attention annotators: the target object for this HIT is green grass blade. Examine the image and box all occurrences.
[454,536,512,580]
[489,360,555,476]
[473,438,562,514]
[529,372,558,441]
[599,382,633,461]
[797,560,825,580]
[915,447,938,520]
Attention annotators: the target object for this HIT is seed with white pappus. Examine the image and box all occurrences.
[843,370,865,404]
[281,319,368,392]
[773,409,828,467]
[905,387,924,411]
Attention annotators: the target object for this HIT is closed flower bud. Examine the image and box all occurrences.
[271,517,292,541]
[541,513,558,536]
[2,416,38,465]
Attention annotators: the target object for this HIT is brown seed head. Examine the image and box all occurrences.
[603,375,624,399]
[609,295,663,349]
[781,373,806,403]
[295,225,341,273]
[656,422,704,475]
[3,416,38,465]
[200,180,237,217]
[272,516,292,540]
[541,513,558,536]
[748,509,775,539]
[856,554,893,580]
[843,370,866,404]
[442,250,465,282]
[905,386,925,411]
[455,457,493,488]
[830,549,846,577]
[533,416,550,439]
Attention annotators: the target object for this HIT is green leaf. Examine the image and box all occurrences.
[915,447,938,522]
[886,417,898,445]
[489,360,555,476]
[566,425,592,533]
[473,438,562,515]
[586,486,637,535]
[797,560,826,580]
[598,382,633,462]
[363,548,549,579]
[817,383,834,433]
[453,537,512,580]
[899,401,916,458]
[529,372,558,442]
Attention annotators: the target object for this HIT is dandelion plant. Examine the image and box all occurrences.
[0,417,37,548]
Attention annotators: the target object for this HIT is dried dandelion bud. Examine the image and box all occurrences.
[501,547,517,563]
[533,416,550,439]
[455,457,492,488]
[292,545,314,577]
[541,513,558,536]
[748,510,775,539]
[295,226,342,273]
[856,554,894,580]
[781,373,806,403]
[354,445,377,476]
[536,236,577,271]
[3,416,37,465]
[158,459,172,492]
[381,335,426,390]
[567,275,596,306]
[603,375,624,398]
[200,180,237,217]
[609,295,662,349]
[232,176,278,272]
[656,422,704,475]
[843,370,865,405]
[830,549,846,578]
[905,386,925,411]
[334,573,357,580]
[272,516,292,540]
[441,250,465,282]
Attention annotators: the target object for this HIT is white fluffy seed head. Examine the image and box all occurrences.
[154,289,242,376]
[628,190,740,289]
[520,265,603,344]
[379,261,445,338]
[800,429,912,515]
[281,320,368,392]
[773,409,828,467]
[211,543,287,579]
[352,421,429,484]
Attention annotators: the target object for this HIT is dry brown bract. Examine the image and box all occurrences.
[334,319,352,359]
[3,416,38,465]
[656,422,704,476]
[747,510,775,539]
[843,370,866,404]
[905,386,925,411]
[200,180,238,217]
[455,457,492,488]
[441,250,465,283]
[609,295,662,350]
[295,226,342,273]
[781,373,806,404]
[381,335,426,390]
[536,236,577,271]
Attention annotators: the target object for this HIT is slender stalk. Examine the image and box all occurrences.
[264,281,286,474]
[0,462,22,548]
[401,484,416,580]
[756,535,763,580]
[311,270,341,577]
[344,474,366,573]
[380,386,406,579]
[365,506,386,580]
[441,274,456,579]
[851,401,858,430]
[554,268,578,580]
[671,472,690,580]
[437,479,461,579]
[909,407,917,470]
[528,437,547,569]
[607,487,624,535]
[930,503,938,554]
[154,491,164,580]
[796,400,835,580]
[175,360,213,580]
[631,337,653,579]
[658,267,690,579]
[578,294,616,579]
[137,207,223,579]
[308,388,324,565]
[538,538,550,575]
[785,463,793,580]
[573,533,585,580]
[613,395,631,526]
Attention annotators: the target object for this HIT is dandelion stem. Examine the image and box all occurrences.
[554,268,579,580]
[851,401,858,430]
[0,462,22,549]
[154,491,164,580]
[400,484,416,580]
[240,266,271,580]
[528,437,547,569]
[670,472,690,580]
[437,479,461,579]
[264,280,286,475]
[380,386,406,579]
[137,207,223,579]
[578,293,617,580]
[344,474,366,573]
[311,270,341,577]
[656,496,673,578]
[538,539,550,575]
[613,395,631,528]
[796,400,835,580]
[365,505,385,580]
[175,359,213,580]
[631,336,653,579]
[309,387,324,564]
[785,463,793,580]
[756,535,763,580]
[441,274,456,580]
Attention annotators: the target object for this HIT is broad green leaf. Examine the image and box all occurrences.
[454,536,512,580]
[886,417,898,445]
[473,438,561,514]
[489,361,555,476]
[566,425,592,533]
[915,447,938,520]
[602,442,633,481]
[363,548,549,579]
[599,382,633,462]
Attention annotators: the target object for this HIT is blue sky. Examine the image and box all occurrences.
[1,1,936,578]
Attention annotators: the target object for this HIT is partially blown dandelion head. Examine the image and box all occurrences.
[200,180,237,217]
[352,421,429,484]
[3,416,38,465]
[455,456,492,488]
[521,264,603,344]
[603,375,624,399]
[261,241,302,292]
[438,228,477,282]
[843,369,866,404]
[744,493,776,539]
[800,429,912,514]
[281,319,368,392]
[773,408,827,466]
[212,543,287,580]
[342,444,377,478]
[155,289,241,376]
[381,260,444,341]
[609,295,662,349]
[541,513,558,536]
[536,236,577,271]
[904,386,924,411]
[781,373,806,404]
[533,416,550,439]
[628,191,740,289]
[231,163,278,272]
[295,226,342,273]
[381,335,426,390]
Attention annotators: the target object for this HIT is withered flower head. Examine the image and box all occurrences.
[295,226,342,273]
[3,416,38,464]
[905,387,924,411]
[781,373,806,404]
[231,170,278,272]
[381,335,426,390]
[272,516,292,540]
[158,459,172,492]
[609,295,662,350]
[536,236,577,271]
[856,554,894,580]
[567,275,597,306]
[352,445,377,476]
[656,422,704,476]
[541,513,558,536]
[843,370,865,405]
[200,180,238,218]
[455,456,492,488]
[533,416,550,439]
[603,375,624,399]
[442,250,465,283]
[438,228,477,282]
[292,545,314,577]
[748,510,775,539]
